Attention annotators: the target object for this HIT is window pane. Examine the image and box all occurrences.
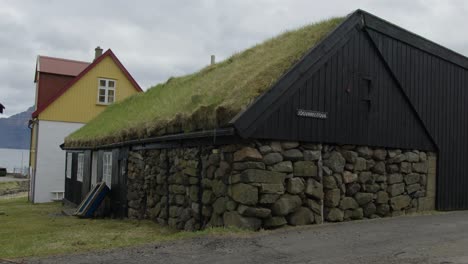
[77,153,84,182]
[108,81,115,87]
[66,153,72,179]
[108,96,114,103]
[99,96,106,103]
[108,90,114,96]
[100,80,106,87]
[99,89,106,96]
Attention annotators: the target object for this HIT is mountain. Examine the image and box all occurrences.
[0,106,33,149]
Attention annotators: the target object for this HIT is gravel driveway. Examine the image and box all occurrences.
[22,211,468,264]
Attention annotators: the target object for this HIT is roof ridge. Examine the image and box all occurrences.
[38,55,90,65]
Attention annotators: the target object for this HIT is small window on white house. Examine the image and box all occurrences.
[66,153,72,179]
[97,79,116,104]
[77,153,84,182]
[102,152,112,189]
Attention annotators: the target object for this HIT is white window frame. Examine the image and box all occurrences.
[66,153,72,179]
[77,153,84,182]
[97,78,116,105]
[102,152,112,189]
[91,151,98,188]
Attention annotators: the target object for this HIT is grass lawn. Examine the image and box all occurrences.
[0,197,247,259]
[0,181,20,192]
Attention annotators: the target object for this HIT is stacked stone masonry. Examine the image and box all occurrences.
[127,141,436,230]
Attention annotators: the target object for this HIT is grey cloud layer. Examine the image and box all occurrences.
[0,0,466,116]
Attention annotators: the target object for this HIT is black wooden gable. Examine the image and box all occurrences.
[232,9,468,210]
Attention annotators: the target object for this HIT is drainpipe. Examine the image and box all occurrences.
[27,118,38,203]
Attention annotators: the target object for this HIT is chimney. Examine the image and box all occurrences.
[210,55,215,65]
[94,46,103,60]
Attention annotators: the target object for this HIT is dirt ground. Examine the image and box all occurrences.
[15,210,468,264]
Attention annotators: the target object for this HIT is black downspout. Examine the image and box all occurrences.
[197,146,203,229]
[164,150,170,225]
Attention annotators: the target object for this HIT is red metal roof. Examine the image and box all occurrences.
[32,49,143,118]
[37,56,90,77]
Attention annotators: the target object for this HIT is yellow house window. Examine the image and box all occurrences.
[98,78,116,104]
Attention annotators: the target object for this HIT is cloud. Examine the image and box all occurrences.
[0,0,467,117]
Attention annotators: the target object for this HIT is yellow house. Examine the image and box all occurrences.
[30,48,142,203]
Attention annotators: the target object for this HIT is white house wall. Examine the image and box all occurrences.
[34,120,84,203]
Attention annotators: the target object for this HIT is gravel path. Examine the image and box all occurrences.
[19,211,468,264]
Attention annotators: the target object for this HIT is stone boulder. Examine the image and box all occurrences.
[270,161,293,173]
[357,147,373,159]
[324,189,341,207]
[223,211,262,230]
[305,179,323,200]
[232,162,266,171]
[233,147,262,162]
[376,191,389,204]
[237,205,271,218]
[287,207,315,226]
[287,177,305,194]
[400,162,411,173]
[390,195,411,210]
[271,194,302,216]
[293,161,318,177]
[354,192,373,205]
[341,150,358,163]
[373,149,387,161]
[404,173,420,185]
[343,171,358,184]
[413,162,428,173]
[213,197,227,214]
[346,183,361,196]
[372,162,386,174]
[326,208,344,222]
[304,150,321,161]
[259,194,280,204]
[323,151,345,172]
[263,153,283,165]
[387,174,403,184]
[281,142,300,149]
[283,149,304,161]
[339,197,359,210]
[358,172,373,184]
[230,183,258,205]
[354,157,367,172]
[405,152,420,162]
[323,175,337,189]
[240,169,286,184]
[259,183,285,194]
[306,199,322,215]
[264,216,287,228]
[387,183,405,197]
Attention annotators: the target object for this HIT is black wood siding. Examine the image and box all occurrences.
[250,29,434,151]
[367,29,468,210]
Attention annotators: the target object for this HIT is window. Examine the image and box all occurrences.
[66,153,72,179]
[97,79,116,104]
[103,152,112,189]
[77,153,84,182]
[91,151,98,188]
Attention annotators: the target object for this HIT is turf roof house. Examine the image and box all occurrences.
[64,9,468,229]
[30,47,142,203]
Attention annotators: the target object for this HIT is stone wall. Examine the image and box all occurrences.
[126,141,436,231]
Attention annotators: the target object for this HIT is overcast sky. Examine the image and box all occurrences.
[0,0,467,117]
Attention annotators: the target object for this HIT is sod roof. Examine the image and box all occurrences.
[65,17,344,147]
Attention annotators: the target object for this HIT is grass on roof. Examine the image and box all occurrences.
[66,17,344,147]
